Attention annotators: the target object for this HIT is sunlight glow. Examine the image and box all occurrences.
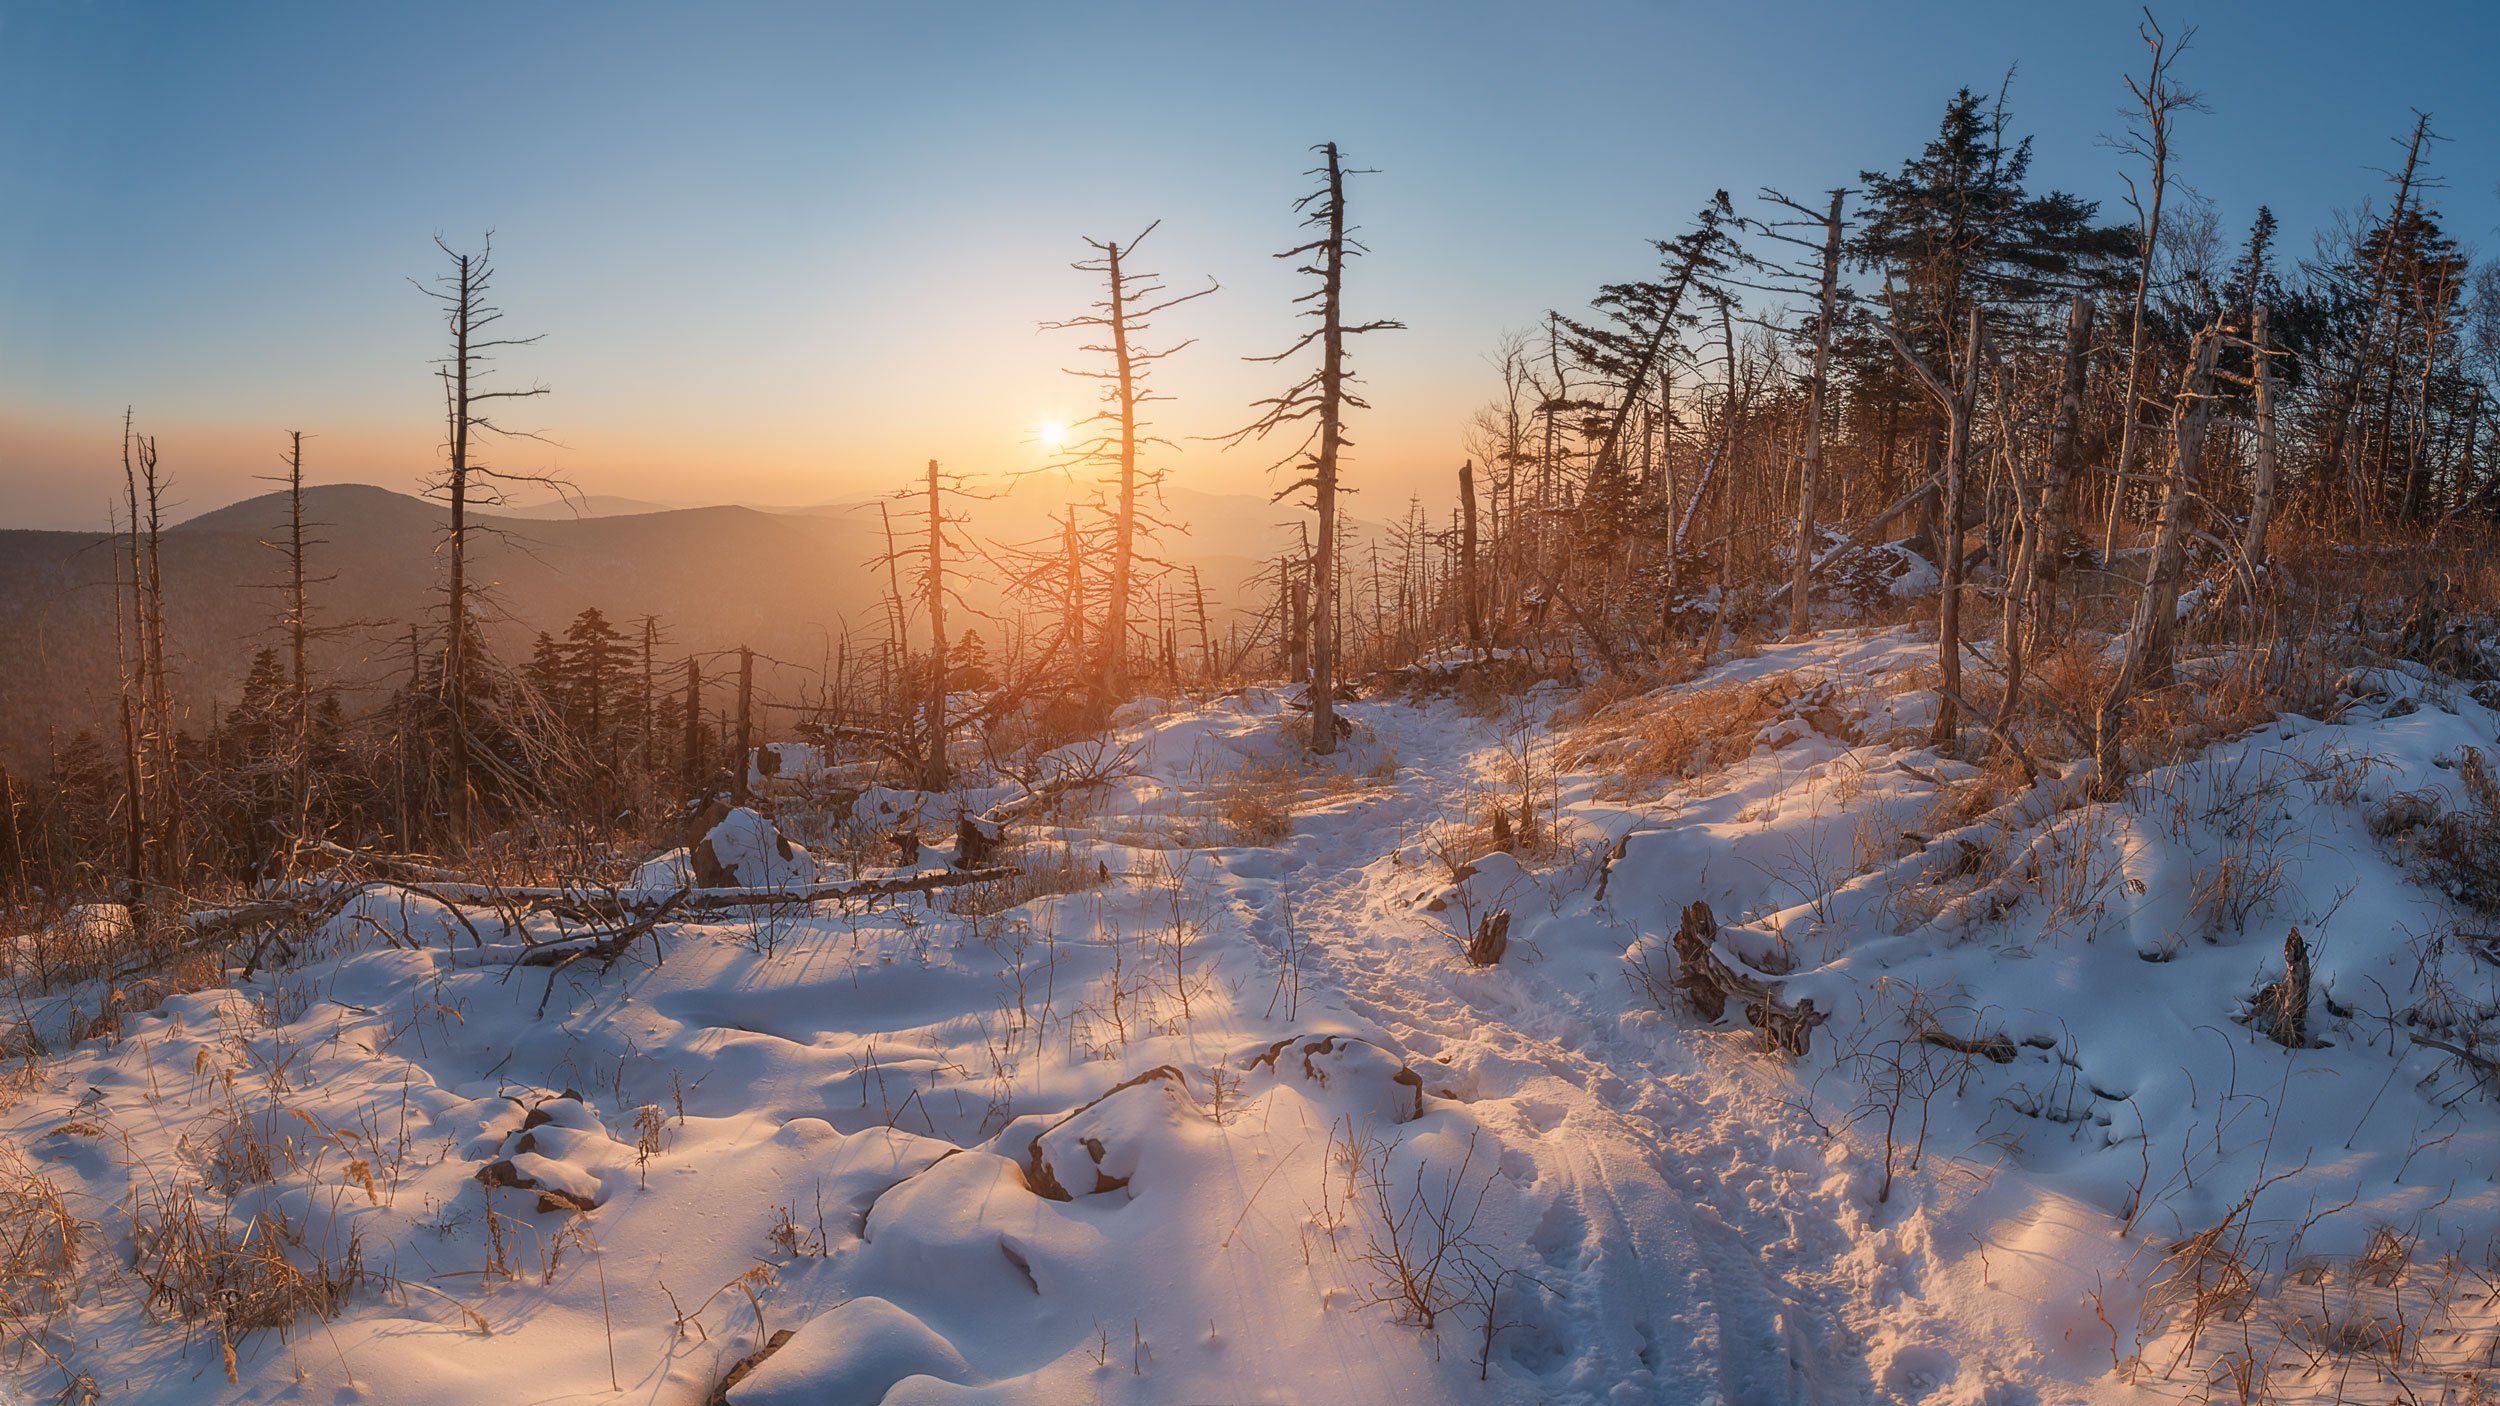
[1037,419,1068,451]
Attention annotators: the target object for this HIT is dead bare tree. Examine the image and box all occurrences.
[1221,142,1402,754]
[2094,325,2222,796]
[1041,222,1215,711]
[2245,303,2279,568]
[1881,300,1985,750]
[873,461,986,790]
[414,235,554,846]
[2098,11,2204,559]
[1751,187,1851,639]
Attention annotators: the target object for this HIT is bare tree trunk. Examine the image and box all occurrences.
[444,252,476,846]
[1287,562,1309,683]
[139,435,179,883]
[1061,511,1086,664]
[2246,304,2279,569]
[1097,238,1139,705]
[680,657,704,788]
[1190,566,1211,680]
[116,411,149,904]
[1460,458,1486,656]
[639,616,657,779]
[1789,189,1845,640]
[1933,307,1982,750]
[2095,329,2221,796]
[921,459,951,790]
[2099,16,2197,560]
[2044,297,2095,570]
[733,645,755,803]
[1308,145,1350,754]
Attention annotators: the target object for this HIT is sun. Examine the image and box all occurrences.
[1037,419,1068,451]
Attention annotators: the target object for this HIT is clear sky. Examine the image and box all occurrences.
[3,0,2494,529]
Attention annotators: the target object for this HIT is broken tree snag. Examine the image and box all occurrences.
[1667,900,1826,1056]
[1466,908,1511,966]
[956,810,1004,869]
[2251,928,2311,1048]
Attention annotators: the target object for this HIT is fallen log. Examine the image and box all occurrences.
[303,839,471,884]
[521,887,693,1017]
[366,866,1023,916]
[1761,471,1944,612]
[1668,900,1826,1057]
[1915,1028,2019,1064]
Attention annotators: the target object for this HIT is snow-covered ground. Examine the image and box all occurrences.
[8,625,2499,1404]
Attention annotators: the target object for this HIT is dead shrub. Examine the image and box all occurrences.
[2370,747,2500,913]
[130,1189,367,1372]
[0,1147,81,1325]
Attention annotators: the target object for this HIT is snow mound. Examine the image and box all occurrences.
[726,1296,974,1404]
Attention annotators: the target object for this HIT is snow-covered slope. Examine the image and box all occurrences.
[8,627,2498,1404]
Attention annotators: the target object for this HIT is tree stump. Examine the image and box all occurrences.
[957,810,1005,869]
[2252,928,2311,1048]
[1467,909,1511,966]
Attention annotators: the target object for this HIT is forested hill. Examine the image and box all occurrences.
[0,481,1328,770]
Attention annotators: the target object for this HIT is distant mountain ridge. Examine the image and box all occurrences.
[0,481,1374,770]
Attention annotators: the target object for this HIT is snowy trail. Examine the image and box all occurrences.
[1206,698,1875,1403]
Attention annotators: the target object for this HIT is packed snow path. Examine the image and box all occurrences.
[1208,695,1872,1404]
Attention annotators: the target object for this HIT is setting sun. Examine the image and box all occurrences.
[1037,419,1068,451]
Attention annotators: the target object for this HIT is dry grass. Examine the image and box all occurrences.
[947,836,1110,917]
[2370,746,2500,914]
[1198,763,1298,847]
[129,1187,369,1376]
[1558,671,1856,800]
[0,1147,81,1328]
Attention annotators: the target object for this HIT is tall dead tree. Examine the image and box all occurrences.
[133,432,179,883]
[1881,301,1984,750]
[1459,459,1486,656]
[733,646,755,803]
[2044,296,2096,563]
[2322,115,2435,527]
[2099,13,2203,559]
[2246,303,2280,569]
[1562,193,1734,506]
[922,461,951,790]
[875,460,981,790]
[1041,222,1214,710]
[1223,142,1402,754]
[114,410,148,905]
[1754,187,1851,639]
[679,656,705,787]
[415,235,551,846]
[257,429,338,841]
[2094,326,2222,796]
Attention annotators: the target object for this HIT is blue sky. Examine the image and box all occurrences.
[2,1,2494,527]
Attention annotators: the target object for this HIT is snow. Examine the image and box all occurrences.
[9,624,2500,1404]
